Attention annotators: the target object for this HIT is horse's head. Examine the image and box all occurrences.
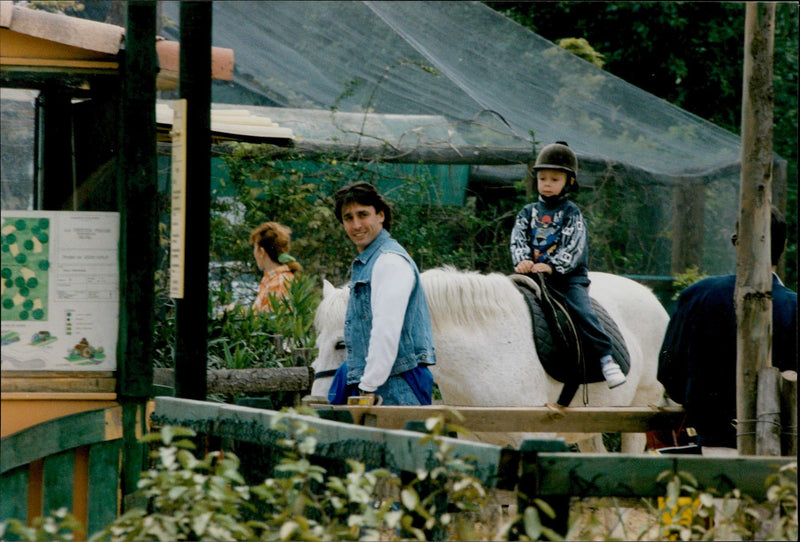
[309,279,349,399]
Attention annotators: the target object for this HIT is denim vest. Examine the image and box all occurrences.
[344,229,436,386]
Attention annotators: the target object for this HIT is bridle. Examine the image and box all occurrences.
[312,369,338,381]
[312,340,346,381]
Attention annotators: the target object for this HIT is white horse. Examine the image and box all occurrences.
[310,267,669,453]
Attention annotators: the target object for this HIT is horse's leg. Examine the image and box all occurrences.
[576,433,606,453]
[619,432,647,454]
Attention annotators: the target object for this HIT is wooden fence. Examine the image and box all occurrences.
[0,406,124,540]
[152,396,794,538]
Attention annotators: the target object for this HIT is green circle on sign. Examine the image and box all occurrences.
[2,298,13,309]
[23,239,34,251]
[32,309,44,320]
[37,233,49,244]
[27,277,38,289]
[1,268,11,279]
[14,276,24,288]
[14,220,26,230]
[15,253,26,264]
[5,234,16,244]
[1,244,8,253]
[19,287,29,297]
[38,260,50,271]
[19,310,29,320]
[23,299,33,310]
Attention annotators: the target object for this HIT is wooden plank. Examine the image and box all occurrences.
[1,375,116,393]
[314,405,685,433]
[1,406,123,473]
[0,466,29,524]
[154,366,312,394]
[87,440,122,537]
[42,449,74,516]
[153,397,511,486]
[527,453,793,501]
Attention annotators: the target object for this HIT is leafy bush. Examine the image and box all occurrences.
[85,410,514,542]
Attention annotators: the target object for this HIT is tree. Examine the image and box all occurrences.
[486,1,797,291]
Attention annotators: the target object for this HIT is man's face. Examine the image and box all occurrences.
[341,202,385,252]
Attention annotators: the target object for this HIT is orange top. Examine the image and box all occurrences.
[252,265,294,312]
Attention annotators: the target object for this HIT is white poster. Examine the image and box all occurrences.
[1,211,119,371]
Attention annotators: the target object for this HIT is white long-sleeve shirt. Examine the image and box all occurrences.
[358,252,415,392]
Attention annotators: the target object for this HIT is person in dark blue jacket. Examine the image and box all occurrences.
[658,206,798,455]
[511,141,626,388]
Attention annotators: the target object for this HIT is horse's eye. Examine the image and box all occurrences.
[335,340,345,350]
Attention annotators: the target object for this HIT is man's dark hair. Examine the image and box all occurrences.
[732,205,787,266]
[770,206,787,266]
[334,181,394,232]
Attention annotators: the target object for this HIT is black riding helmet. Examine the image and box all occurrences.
[531,141,579,193]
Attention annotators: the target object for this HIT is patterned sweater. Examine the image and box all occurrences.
[510,195,589,283]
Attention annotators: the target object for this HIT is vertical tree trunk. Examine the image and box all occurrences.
[735,2,775,456]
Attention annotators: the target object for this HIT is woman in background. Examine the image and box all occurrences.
[249,222,301,312]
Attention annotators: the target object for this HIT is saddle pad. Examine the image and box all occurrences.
[515,282,630,384]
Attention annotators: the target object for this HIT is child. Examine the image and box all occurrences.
[510,141,626,388]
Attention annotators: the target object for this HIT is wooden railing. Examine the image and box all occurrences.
[152,397,794,502]
[0,406,124,540]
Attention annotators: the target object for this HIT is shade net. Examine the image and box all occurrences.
[159,0,751,275]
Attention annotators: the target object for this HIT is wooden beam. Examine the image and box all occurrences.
[2,372,116,394]
[152,397,511,487]
[312,404,686,433]
[736,2,776,456]
[173,1,211,401]
[526,452,793,501]
[153,367,312,394]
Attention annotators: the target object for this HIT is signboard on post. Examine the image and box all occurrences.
[169,99,188,299]
[1,211,119,371]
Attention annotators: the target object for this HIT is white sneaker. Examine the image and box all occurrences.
[601,359,626,389]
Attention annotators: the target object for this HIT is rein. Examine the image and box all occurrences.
[313,368,338,380]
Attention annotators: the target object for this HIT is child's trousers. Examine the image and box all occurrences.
[551,280,613,362]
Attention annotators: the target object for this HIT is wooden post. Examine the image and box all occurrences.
[780,370,797,455]
[173,1,212,400]
[735,2,775,456]
[755,366,781,456]
[670,177,706,276]
[117,0,158,501]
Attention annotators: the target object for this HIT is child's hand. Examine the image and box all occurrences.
[532,263,553,274]
[514,259,535,274]
[515,260,553,275]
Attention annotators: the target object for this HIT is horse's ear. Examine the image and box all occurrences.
[322,279,337,299]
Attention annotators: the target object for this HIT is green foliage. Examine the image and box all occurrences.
[89,426,256,542]
[485,0,797,291]
[670,266,709,301]
[0,507,83,542]
[25,1,84,14]
[84,411,514,542]
[557,37,605,68]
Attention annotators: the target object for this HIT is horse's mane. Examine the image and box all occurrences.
[421,266,522,331]
[315,267,523,333]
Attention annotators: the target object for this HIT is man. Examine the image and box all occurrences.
[658,206,797,455]
[328,181,436,405]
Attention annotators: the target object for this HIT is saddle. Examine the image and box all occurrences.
[510,273,630,406]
